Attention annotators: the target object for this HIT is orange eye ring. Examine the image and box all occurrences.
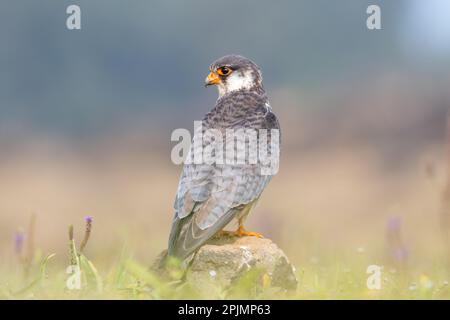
[217,66,232,76]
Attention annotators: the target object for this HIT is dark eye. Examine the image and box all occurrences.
[217,66,232,76]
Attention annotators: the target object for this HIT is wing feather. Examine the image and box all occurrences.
[168,162,271,259]
[167,100,279,260]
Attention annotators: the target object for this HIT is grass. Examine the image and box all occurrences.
[1,216,449,299]
[1,255,449,299]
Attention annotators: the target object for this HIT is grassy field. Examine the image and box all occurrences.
[1,234,449,299]
[1,208,448,299]
[1,144,449,299]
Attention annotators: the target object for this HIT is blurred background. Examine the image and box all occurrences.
[1,0,450,272]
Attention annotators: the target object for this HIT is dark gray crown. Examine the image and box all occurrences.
[209,54,263,84]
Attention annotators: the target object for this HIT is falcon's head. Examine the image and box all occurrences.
[205,55,263,97]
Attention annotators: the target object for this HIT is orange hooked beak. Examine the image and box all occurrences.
[205,71,221,87]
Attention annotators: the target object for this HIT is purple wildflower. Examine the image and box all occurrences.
[80,215,93,252]
[387,216,402,232]
[393,247,409,262]
[386,215,409,265]
[14,231,25,255]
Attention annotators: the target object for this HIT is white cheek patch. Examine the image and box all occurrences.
[226,71,254,91]
[218,70,255,97]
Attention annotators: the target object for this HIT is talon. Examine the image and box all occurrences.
[235,225,264,238]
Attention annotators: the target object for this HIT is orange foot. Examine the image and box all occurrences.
[236,225,264,238]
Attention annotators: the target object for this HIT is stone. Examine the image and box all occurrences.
[153,235,297,295]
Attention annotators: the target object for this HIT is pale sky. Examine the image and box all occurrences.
[403,0,450,56]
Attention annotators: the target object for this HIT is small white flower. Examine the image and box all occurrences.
[424,281,434,289]
[408,283,417,291]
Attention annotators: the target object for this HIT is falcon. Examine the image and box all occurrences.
[167,55,280,260]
